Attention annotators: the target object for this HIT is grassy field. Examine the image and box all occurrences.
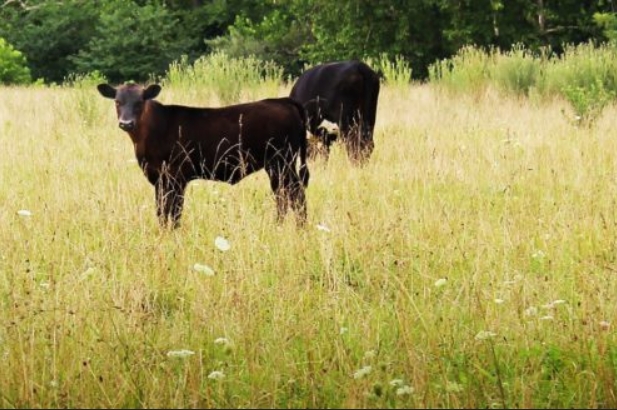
[1,81,617,408]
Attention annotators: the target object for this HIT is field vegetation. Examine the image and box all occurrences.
[1,52,617,408]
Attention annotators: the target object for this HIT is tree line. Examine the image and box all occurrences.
[1,0,616,85]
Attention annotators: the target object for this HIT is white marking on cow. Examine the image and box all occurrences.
[318,119,339,134]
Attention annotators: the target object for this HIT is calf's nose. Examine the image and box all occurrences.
[119,120,135,131]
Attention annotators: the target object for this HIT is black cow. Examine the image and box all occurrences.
[289,60,380,163]
[97,83,309,228]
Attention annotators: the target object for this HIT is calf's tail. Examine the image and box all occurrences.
[290,98,310,187]
[299,133,310,187]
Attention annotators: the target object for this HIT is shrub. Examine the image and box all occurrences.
[489,44,541,97]
[561,78,614,127]
[370,54,412,89]
[63,71,108,127]
[163,51,284,105]
[428,45,493,94]
[0,37,31,85]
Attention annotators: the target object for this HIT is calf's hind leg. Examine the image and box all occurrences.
[286,170,307,226]
[267,162,307,226]
[266,164,289,223]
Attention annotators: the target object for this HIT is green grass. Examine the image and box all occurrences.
[1,81,617,408]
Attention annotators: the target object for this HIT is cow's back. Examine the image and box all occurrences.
[159,98,306,183]
[290,61,376,102]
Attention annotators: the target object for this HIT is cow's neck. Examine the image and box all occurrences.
[129,101,171,163]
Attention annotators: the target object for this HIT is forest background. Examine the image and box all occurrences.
[2,0,617,85]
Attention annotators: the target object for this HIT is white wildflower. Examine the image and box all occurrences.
[81,267,96,280]
[17,210,32,217]
[540,315,554,321]
[214,337,230,346]
[214,236,231,251]
[316,223,331,232]
[193,263,215,276]
[494,298,505,304]
[396,385,414,396]
[434,278,447,288]
[532,250,545,259]
[475,331,497,341]
[542,300,565,309]
[445,381,464,393]
[389,379,405,387]
[353,365,372,379]
[208,370,225,380]
[339,327,348,335]
[524,306,538,316]
[166,349,195,358]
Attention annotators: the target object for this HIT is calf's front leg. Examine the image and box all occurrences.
[155,175,186,229]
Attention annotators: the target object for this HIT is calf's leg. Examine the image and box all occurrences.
[155,175,186,229]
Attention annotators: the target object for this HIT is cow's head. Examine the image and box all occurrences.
[97,83,161,131]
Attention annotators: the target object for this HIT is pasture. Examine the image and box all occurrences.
[1,80,617,408]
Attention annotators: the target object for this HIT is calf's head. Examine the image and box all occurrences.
[97,83,162,131]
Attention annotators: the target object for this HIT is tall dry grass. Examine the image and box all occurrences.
[1,81,617,408]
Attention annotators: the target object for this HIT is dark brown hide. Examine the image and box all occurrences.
[98,83,309,228]
[289,60,380,164]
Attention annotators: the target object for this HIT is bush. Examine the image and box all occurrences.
[428,42,617,127]
[163,51,284,105]
[428,45,493,94]
[0,37,31,85]
[489,45,541,97]
[369,54,412,89]
[63,71,109,127]
[561,78,614,127]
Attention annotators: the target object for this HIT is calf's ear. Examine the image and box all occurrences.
[143,84,162,100]
[97,84,116,99]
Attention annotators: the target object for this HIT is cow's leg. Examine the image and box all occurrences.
[288,173,307,226]
[342,111,371,164]
[266,162,288,222]
[281,152,307,226]
[306,128,332,162]
[155,175,186,228]
[317,128,332,161]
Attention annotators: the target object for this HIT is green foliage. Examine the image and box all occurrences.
[63,71,108,127]
[594,12,617,43]
[295,0,446,79]
[369,54,413,89]
[0,38,31,85]
[71,1,192,84]
[428,45,494,94]
[488,44,541,96]
[543,42,617,126]
[542,42,617,96]
[163,51,284,104]
[562,79,614,127]
[207,9,310,76]
[0,0,615,84]
[0,0,99,84]
[429,42,617,127]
